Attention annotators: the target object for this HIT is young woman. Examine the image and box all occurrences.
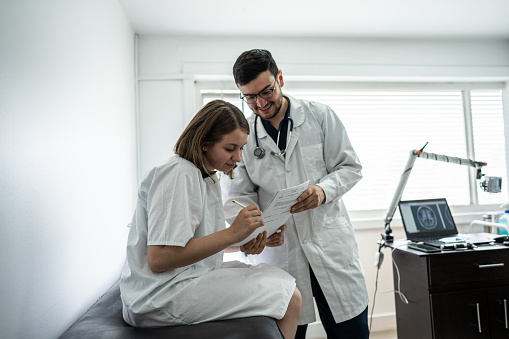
[120,100,301,338]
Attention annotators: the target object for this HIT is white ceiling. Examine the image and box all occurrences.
[119,0,509,39]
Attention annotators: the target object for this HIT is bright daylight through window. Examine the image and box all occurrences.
[202,87,507,211]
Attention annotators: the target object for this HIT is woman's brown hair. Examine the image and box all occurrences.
[174,100,249,180]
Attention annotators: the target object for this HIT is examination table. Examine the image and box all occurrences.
[59,280,284,339]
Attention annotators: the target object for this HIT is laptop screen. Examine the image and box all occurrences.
[398,198,458,241]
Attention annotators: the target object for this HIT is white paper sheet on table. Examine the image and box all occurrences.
[232,180,309,246]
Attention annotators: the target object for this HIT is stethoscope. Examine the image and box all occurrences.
[253,114,294,159]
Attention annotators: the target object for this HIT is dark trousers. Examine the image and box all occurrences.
[294,267,369,339]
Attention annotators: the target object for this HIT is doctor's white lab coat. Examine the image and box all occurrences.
[221,95,369,325]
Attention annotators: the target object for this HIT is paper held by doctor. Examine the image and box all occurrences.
[232,180,310,246]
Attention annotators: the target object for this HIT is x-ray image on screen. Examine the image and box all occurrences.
[399,198,458,236]
[409,202,455,232]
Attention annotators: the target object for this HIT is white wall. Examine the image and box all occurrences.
[137,36,509,176]
[0,1,137,338]
[136,35,509,335]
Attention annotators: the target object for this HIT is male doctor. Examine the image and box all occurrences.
[221,49,369,338]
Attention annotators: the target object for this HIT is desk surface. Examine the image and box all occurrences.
[385,238,509,256]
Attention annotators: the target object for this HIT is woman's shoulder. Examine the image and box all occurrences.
[140,156,202,187]
[157,156,201,178]
[164,156,198,170]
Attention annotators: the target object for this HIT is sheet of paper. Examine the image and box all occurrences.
[232,180,309,246]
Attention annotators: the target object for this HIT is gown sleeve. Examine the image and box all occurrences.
[146,162,204,247]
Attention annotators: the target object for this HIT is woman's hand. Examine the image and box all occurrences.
[147,205,265,273]
[228,204,264,244]
[240,231,267,255]
[266,224,287,247]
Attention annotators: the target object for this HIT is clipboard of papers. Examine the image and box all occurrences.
[232,180,309,246]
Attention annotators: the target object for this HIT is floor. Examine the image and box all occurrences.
[370,329,397,339]
[311,328,397,339]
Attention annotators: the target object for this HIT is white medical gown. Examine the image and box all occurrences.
[120,156,296,327]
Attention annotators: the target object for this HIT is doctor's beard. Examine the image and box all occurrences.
[256,95,284,121]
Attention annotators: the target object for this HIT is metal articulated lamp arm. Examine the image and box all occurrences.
[382,146,487,243]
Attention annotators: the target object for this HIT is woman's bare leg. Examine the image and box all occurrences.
[277,287,302,339]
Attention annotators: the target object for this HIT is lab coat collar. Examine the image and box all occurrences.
[283,95,304,161]
[286,95,305,129]
[252,113,280,158]
[254,112,269,139]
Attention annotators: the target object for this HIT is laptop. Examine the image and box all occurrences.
[398,198,495,248]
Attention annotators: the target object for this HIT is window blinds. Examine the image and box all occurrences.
[202,88,507,211]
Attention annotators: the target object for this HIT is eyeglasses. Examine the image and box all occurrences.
[240,79,277,104]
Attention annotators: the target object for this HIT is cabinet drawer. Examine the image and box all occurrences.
[428,249,509,289]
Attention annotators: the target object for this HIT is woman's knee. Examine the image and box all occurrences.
[289,287,302,315]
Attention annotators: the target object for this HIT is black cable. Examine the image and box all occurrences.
[369,259,381,333]
[369,239,384,333]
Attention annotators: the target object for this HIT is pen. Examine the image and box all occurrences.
[232,199,281,234]
[231,199,247,208]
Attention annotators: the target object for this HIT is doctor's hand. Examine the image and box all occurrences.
[291,185,326,214]
[228,204,264,245]
[240,231,267,255]
[266,224,287,247]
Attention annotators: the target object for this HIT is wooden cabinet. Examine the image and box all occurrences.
[390,244,509,339]
[430,289,491,338]
[487,286,509,338]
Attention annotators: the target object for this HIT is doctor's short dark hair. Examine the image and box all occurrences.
[174,100,249,180]
[233,49,279,86]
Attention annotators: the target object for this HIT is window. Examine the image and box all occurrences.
[471,90,507,205]
[201,85,507,211]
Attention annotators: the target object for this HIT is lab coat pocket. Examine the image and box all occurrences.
[316,217,357,267]
[318,214,350,229]
[300,144,327,182]
[324,216,350,229]
[313,203,348,229]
